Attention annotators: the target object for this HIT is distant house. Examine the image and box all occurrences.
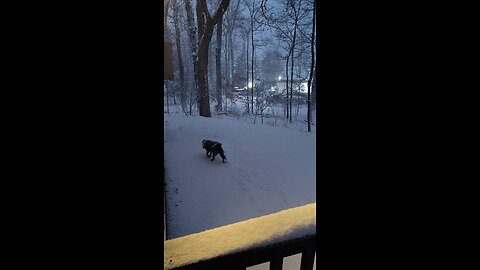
[271,79,308,95]
[232,86,247,93]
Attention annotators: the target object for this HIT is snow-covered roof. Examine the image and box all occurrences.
[164,203,316,269]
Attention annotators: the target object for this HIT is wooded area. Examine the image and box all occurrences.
[164,0,316,131]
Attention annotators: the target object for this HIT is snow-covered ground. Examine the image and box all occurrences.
[164,104,316,269]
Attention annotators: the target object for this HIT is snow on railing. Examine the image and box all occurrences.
[164,203,316,270]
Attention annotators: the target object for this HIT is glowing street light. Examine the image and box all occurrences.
[278,76,282,81]
[248,82,253,88]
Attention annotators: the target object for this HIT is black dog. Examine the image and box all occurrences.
[202,139,227,163]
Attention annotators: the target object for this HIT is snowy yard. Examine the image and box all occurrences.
[164,105,316,269]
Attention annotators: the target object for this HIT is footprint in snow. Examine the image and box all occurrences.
[234,168,250,181]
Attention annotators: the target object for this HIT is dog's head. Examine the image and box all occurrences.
[202,139,206,148]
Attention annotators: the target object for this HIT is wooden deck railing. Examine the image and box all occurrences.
[164,203,316,270]
[166,235,316,270]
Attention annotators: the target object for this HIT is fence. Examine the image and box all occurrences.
[164,203,316,270]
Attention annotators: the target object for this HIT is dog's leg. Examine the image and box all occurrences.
[211,151,216,161]
[206,149,210,157]
[219,148,227,163]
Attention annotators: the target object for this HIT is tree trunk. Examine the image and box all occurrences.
[209,41,215,98]
[197,40,212,117]
[227,0,240,94]
[164,0,170,25]
[285,49,291,120]
[184,0,199,113]
[290,28,298,123]
[312,61,316,108]
[250,16,255,114]
[215,14,223,112]
[224,29,229,112]
[290,28,296,123]
[195,0,230,117]
[171,0,186,112]
[229,32,234,91]
[249,0,261,115]
[307,0,315,132]
[165,82,170,113]
[246,32,249,114]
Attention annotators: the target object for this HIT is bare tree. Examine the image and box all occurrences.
[223,0,241,112]
[238,18,251,113]
[260,0,311,123]
[287,0,301,123]
[285,47,291,120]
[241,0,265,115]
[195,0,230,117]
[306,0,315,132]
[179,22,197,116]
[170,0,188,115]
[184,0,200,113]
[164,0,171,112]
[312,61,316,112]
[215,12,223,112]
[260,0,293,121]
[164,0,170,25]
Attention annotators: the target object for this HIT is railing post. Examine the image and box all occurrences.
[270,255,283,270]
[231,264,246,270]
[300,239,315,270]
